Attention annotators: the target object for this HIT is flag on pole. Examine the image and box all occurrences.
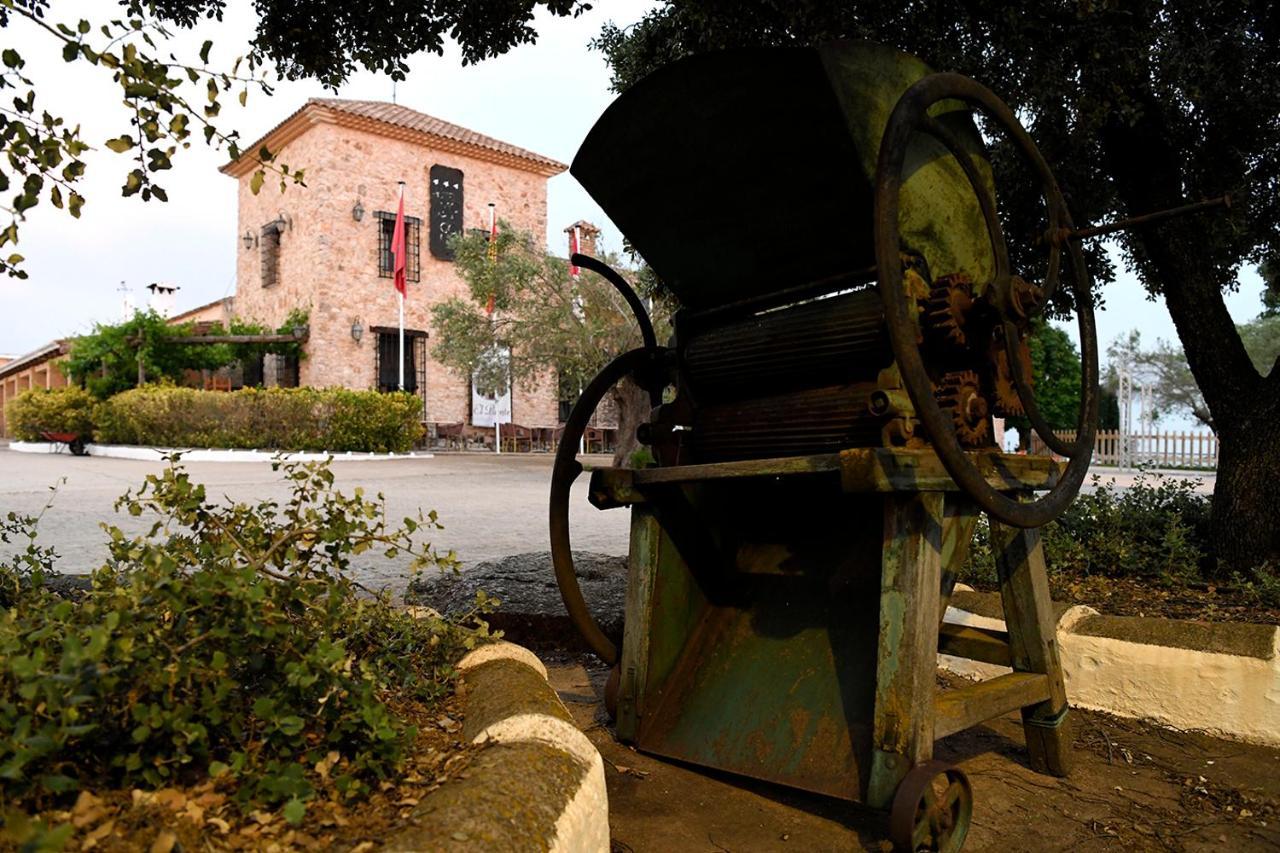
[569,225,580,278]
[487,203,498,264]
[391,192,408,297]
[392,182,407,391]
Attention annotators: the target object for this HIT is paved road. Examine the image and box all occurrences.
[0,448,1218,595]
[0,449,631,595]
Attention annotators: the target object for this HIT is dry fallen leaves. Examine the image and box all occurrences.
[81,819,117,851]
[72,791,110,829]
[149,828,178,853]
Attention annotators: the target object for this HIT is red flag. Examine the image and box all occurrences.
[391,193,407,297]
[569,226,580,277]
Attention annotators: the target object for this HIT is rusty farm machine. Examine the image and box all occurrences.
[547,41,1226,851]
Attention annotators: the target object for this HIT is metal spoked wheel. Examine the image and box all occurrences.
[548,346,667,665]
[889,761,973,852]
[874,72,1099,529]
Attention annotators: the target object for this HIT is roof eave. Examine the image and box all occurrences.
[221,102,568,179]
[0,340,68,379]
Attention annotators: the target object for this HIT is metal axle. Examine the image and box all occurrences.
[1058,194,1232,242]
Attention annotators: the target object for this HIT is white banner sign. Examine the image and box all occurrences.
[470,348,511,427]
[471,385,511,427]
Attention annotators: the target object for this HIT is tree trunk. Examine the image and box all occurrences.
[1210,394,1280,573]
[609,377,650,467]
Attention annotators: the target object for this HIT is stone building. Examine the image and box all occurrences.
[221,98,568,429]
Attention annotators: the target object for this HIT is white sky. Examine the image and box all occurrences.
[0,0,1267,424]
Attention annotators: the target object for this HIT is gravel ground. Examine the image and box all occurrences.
[0,448,630,595]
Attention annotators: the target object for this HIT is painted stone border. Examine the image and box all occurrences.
[7,441,433,462]
[385,641,608,852]
[940,587,1280,747]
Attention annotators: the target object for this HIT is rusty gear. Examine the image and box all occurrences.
[922,273,975,349]
[936,369,990,446]
[991,333,1034,417]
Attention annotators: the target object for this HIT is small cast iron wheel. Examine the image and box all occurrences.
[874,71,1099,529]
[889,761,973,852]
[549,346,666,665]
[68,437,87,456]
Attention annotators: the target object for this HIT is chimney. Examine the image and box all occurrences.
[565,220,601,260]
[146,282,180,317]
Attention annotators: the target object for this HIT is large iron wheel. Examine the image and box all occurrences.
[874,72,1099,529]
[889,761,973,852]
[549,346,665,665]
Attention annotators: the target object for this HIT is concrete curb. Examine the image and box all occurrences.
[940,587,1280,747]
[6,441,433,462]
[386,641,608,852]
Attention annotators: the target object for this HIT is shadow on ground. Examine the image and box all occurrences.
[544,654,1280,852]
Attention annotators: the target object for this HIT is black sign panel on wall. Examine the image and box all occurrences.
[429,165,464,261]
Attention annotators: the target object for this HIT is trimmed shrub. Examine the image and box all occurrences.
[6,387,98,441]
[95,386,424,452]
[0,458,482,817]
[961,470,1211,587]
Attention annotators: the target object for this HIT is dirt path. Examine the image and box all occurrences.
[546,658,1280,852]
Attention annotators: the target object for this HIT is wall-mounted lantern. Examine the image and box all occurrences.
[350,318,364,345]
[352,200,365,222]
[242,230,255,250]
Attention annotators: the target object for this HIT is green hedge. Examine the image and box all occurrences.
[6,387,99,441]
[95,386,424,453]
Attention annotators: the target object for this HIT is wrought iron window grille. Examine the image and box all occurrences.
[375,211,422,282]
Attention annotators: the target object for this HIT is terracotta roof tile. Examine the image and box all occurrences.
[223,98,566,176]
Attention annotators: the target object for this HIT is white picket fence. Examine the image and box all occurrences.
[1031,429,1218,469]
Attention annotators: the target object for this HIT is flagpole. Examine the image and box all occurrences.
[488,203,501,455]
[397,181,406,392]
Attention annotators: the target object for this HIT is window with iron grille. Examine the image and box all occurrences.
[375,211,422,282]
[373,328,428,399]
[260,220,282,288]
[274,354,299,388]
[429,165,464,261]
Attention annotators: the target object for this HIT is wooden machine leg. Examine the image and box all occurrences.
[868,492,945,809]
[991,517,1072,776]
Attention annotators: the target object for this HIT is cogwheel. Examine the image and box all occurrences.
[923,273,974,349]
[991,336,1034,418]
[935,369,991,447]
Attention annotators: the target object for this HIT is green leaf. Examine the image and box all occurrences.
[281,798,306,826]
[2,49,21,68]
[40,773,80,793]
[249,169,264,195]
[277,715,305,736]
[62,42,79,63]
[123,170,143,197]
[208,761,230,778]
[199,40,213,64]
[104,136,134,153]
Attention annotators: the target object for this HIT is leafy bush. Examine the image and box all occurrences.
[63,308,308,399]
[95,386,424,452]
[6,386,98,441]
[0,458,485,820]
[961,471,1212,586]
